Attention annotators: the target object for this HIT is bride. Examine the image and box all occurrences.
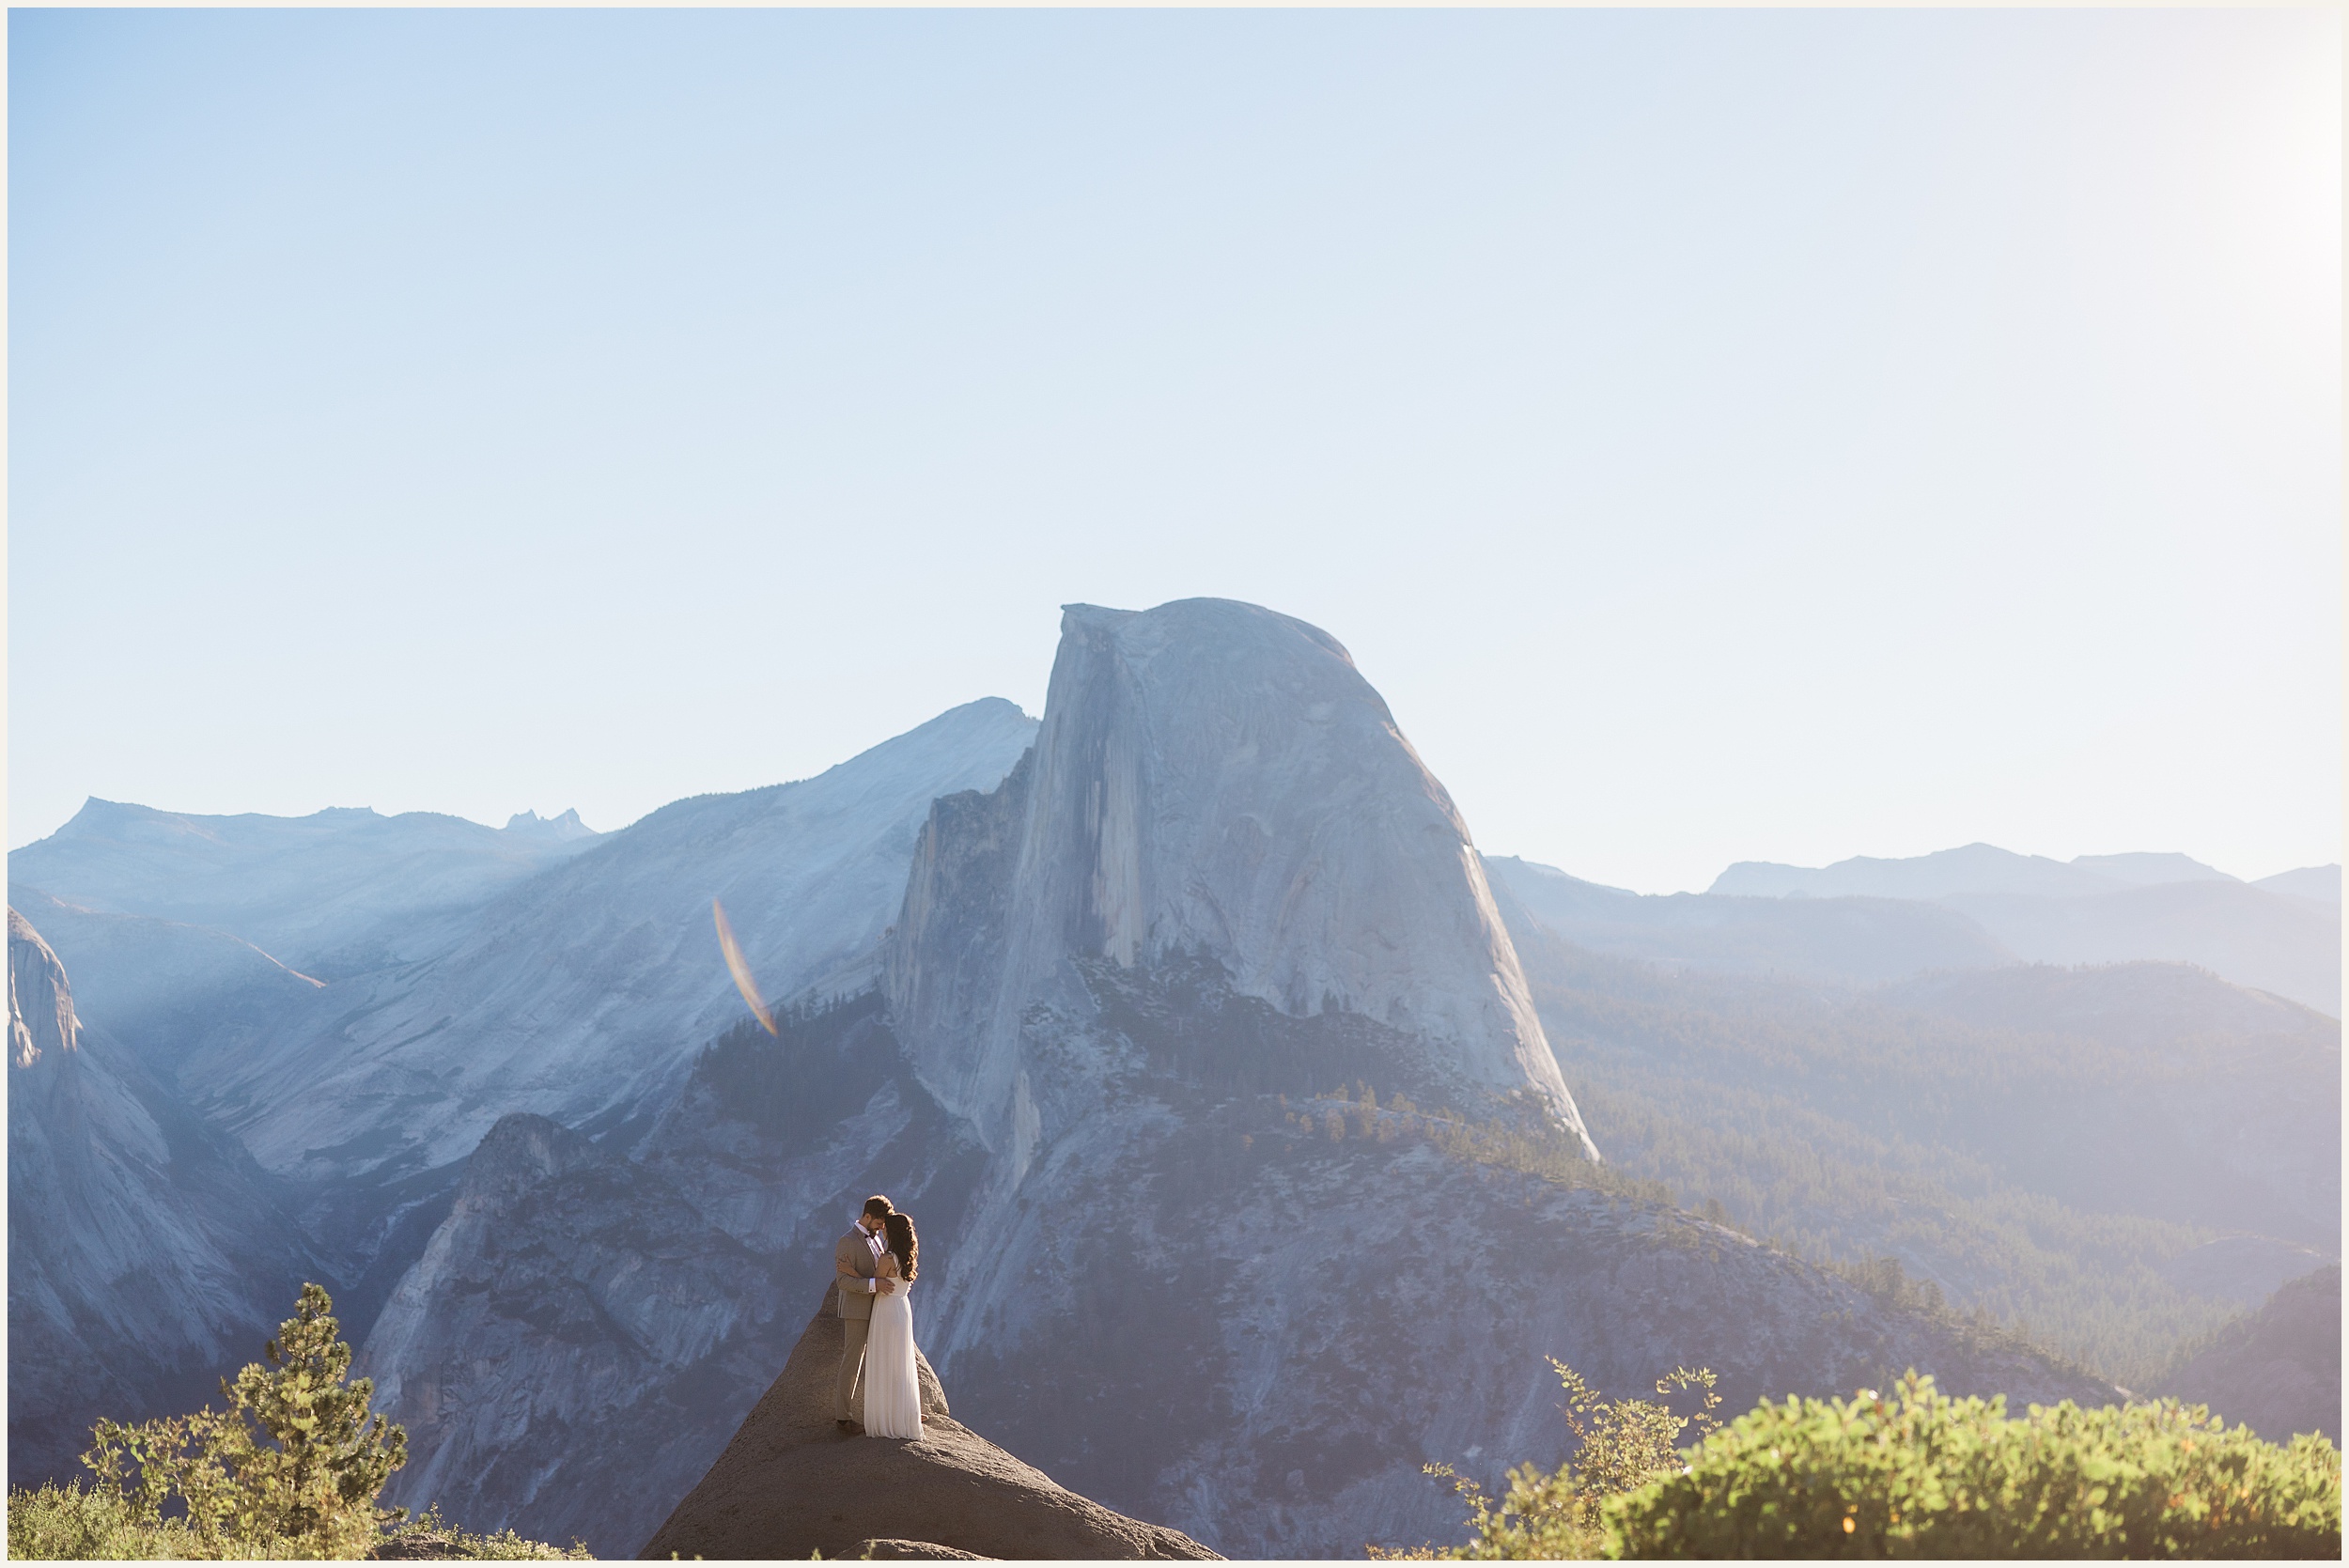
[863,1211,924,1440]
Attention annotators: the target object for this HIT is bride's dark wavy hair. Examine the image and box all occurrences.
[883,1211,918,1281]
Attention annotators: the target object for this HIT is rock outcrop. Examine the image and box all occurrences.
[640,1293,1219,1561]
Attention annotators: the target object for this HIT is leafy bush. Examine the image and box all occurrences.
[4,1476,303,1560]
[1607,1371,2342,1559]
[5,1483,590,1560]
[1373,1360,1719,1560]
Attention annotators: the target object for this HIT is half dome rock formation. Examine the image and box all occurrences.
[884,598,1595,1163]
[639,1293,1219,1560]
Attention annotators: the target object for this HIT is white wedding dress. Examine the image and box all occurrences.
[863,1278,924,1440]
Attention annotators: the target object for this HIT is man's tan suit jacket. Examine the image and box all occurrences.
[836,1228,880,1321]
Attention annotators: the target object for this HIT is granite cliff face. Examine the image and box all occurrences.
[885,600,1592,1169]
[8,908,316,1490]
[5,887,325,1080]
[362,1112,792,1548]
[10,907,78,1067]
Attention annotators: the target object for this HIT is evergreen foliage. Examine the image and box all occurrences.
[215,1281,408,1541]
[75,1281,404,1558]
[10,1282,576,1560]
[1607,1372,2342,1559]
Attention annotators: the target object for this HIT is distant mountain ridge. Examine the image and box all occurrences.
[1482,856,2013,986]
[2256,864,2342,903]
[1711,843,2239,901]
[9,799,607,978]
[1690,844,2340,1014]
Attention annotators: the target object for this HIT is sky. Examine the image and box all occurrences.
[8,8,2340,894]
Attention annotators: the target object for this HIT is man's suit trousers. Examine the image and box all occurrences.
[835,1315,870,1422]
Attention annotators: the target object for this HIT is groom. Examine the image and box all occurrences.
[832,1194,898,1434]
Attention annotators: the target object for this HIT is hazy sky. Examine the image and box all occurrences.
[10,8,2340,893]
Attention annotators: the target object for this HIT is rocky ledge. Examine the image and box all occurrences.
[637,1292,1219,1560]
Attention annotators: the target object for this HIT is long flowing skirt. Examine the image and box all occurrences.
[863,1286,923,1440]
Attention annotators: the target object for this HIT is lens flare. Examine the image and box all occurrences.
[712,898,777,1036]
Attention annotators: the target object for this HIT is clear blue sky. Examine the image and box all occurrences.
[9,8,2340,893]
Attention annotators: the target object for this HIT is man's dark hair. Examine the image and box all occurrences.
[862,1195,894,1219]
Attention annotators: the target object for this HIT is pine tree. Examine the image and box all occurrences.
[215,1282,408,1547]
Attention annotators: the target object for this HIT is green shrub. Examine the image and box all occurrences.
[376,1503,593,1559]
[1606,1371,2342,1559]
[5,1483,591,1560]
[5,1477,319,1560]
[1375,1360,1720,1560]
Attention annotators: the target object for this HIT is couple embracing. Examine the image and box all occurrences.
[833,1195,924,1440]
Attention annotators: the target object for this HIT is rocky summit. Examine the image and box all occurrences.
[884,598,1595,1169]
[640,1293,1219,1560]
